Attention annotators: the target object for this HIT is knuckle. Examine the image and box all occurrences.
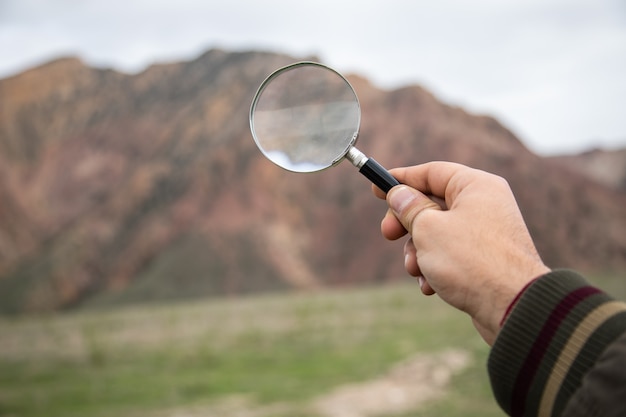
[404,201,440,233]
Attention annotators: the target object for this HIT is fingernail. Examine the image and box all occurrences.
[388,186,417,216]
[418,276,425,289]
[404,253,410,270]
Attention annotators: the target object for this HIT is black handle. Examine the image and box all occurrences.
[359,158,400,193]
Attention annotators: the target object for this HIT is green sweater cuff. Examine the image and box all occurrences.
[487,270,626,417]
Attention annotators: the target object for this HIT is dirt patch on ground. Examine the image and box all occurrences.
[314,349,472,417]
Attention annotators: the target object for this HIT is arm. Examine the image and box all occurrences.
[490,270,626,417]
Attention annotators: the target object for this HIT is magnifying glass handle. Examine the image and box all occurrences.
[345,147,400,193]
[360,158,400,193]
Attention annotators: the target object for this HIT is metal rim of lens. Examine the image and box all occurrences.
[249,61,361,172]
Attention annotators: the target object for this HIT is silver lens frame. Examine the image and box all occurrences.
[249,61,361,172]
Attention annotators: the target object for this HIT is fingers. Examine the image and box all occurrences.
[380,182,442,296]
[386,185,442,236]
[381,208,408,240]
[404,238,436,295]
[372,183,388,200]
[372,162,479,205]
[403,238,421,276]
[420,279,436,295]
[386,162,471,201]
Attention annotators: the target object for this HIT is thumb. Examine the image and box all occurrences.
[386,185,442,234]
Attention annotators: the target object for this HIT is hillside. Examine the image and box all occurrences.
[0,49,624,313]
[548,147,626,191]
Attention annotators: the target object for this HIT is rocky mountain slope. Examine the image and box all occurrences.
[0,49,624,313]
[548,148,626,192]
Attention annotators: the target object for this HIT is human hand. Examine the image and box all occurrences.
[373,162,550,345]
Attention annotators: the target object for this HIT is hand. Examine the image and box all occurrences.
[373,162,550,345]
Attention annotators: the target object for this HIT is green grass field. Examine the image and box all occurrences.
[0,274,622,417]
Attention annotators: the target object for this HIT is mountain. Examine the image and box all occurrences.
[0,50,624,314]
[548,148,626,192]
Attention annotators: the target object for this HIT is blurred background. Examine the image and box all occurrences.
[2,0,626,154]
[0,1,625,416]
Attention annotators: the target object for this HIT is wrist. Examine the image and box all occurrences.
[476,266,551,346]
[500,278,540,327]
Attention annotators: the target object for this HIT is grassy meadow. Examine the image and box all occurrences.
[1,274,622,417]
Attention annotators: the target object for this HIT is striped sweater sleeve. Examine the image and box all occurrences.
[487,269,626,417]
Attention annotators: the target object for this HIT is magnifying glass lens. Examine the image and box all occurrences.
[250,62,399,193]
[250,64,360,172]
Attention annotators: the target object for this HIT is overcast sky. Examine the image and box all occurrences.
[1,0,625,155]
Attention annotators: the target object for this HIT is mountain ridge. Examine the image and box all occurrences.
[0,50,624,313]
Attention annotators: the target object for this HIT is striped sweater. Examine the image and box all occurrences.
[488,270,626,417]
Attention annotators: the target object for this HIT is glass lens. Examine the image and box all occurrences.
[250,62,361,172]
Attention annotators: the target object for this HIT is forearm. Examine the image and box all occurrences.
[488,270,626,417]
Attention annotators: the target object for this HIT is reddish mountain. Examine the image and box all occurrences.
[548,148,626,192]
[0,50,624,313]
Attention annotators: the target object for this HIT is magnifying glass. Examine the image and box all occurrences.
[249,62,400,193]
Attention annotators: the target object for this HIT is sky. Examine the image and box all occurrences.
[1,0,625,155]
